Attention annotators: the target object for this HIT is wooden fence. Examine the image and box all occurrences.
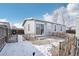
[59,34,76,56]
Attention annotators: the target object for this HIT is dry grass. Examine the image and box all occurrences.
[30,36,65,45]
[30,39,51,45]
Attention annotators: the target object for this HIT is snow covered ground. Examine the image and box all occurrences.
[32,37,65,56]
[0,35,63,56]
[0,35,44,56]
[34,44,52,56]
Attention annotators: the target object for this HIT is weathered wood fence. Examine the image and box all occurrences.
[59,34,76,56]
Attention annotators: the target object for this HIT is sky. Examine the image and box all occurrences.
[0,3,78,28]
[0,4,67,24]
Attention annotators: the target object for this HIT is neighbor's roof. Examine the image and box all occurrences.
[0,22,10,24]
[0,22,10,27]
[22,18,66,26]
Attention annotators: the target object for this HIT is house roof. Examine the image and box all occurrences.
[22,18,66,26]
[0,22,10,28]
[0,22,10,25]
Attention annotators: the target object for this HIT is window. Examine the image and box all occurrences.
[41,24,44,34]
[36,24,44,35]
[54,25,56,31]
[61,26,62,31]
[28,24,30,31]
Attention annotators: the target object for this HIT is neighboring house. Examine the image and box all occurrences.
[0,22,11,42]
[22,18,66,40]
[0,22,11,51]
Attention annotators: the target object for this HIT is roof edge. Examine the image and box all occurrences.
[22,18,66,26]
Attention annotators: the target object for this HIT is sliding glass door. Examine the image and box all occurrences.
[36,24,44,35]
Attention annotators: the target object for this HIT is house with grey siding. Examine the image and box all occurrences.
[22,18,66,40]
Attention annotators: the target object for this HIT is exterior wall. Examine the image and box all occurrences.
[56,24,61,32]
[45,23,66,36]
[56,24,66,33]
[23,20,66,38]
[46,23,66,35]
[62,25,66,32]
[24,20,35,35]
[46,23,53,35]
[52,23,56,32]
